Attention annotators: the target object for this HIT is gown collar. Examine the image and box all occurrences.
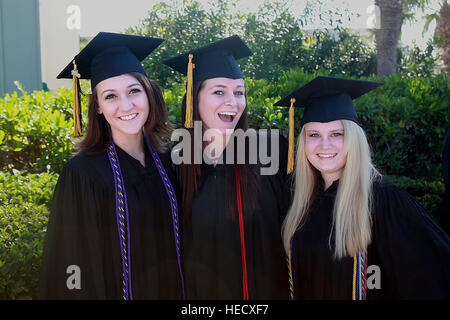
[317,176,340,197]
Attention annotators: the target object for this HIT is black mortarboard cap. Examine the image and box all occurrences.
[57,32,163,136]
[162,35,252,83]
[274,76,383,174]
[274,76,383,126]
[161,35,252,128]
[58,32,163,89]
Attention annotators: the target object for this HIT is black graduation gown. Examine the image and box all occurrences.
[290,176,450,299]
[39,145,183,299]
[182,134,291,299]
[438,122,450,234]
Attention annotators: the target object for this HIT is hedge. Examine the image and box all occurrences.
[0,171,57,299]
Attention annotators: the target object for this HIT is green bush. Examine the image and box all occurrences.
[127,0,379,88]
[387,175,445,215]
[0,170,57,299]
[0,84,88,174]
[356,74,450,180]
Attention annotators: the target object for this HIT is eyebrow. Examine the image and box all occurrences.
[100,83,141,96]
[208,84,245,89]
[306,128,344,132]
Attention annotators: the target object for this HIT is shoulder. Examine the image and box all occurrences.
[371,174,440,229]
[372,174,395,194]
[64,151,107,171]
[156,147,172,165]
[61,151,112,187]
[372,175,416,207]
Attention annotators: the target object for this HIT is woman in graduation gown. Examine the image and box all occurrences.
[437,121,450,234]
[162,36,290,299]
[39,32,184,299]
[278,76,450,299]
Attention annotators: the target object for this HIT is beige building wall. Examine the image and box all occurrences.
[39,0,80,91]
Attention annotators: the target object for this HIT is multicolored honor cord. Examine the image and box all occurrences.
[352,250,368,300]
[287,237,368,300]
[107,134,185,300]
[287,238,294,300]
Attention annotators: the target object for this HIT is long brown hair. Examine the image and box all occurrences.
[77,72,170,154]
[179,80,260,222]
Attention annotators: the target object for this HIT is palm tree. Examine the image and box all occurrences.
[375,0,404,76]
[374,0,432,76]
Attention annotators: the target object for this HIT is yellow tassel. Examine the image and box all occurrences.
[185,54,195,128]
[287,97,295,174]
[71,60,82,136]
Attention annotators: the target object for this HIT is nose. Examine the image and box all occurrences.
[320,136,332,148]
[224,92,237,107]
[119,95,134,111]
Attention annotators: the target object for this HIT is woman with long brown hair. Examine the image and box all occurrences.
[39,32,184,299]
[163,36,290,299]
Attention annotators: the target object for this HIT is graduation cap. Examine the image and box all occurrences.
[274,76,383,174]
[162,35,252,128]
[57,32,164,136]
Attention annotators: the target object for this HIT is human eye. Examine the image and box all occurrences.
[213,90,224,95]
[234,90,245,96]
[309,132,320,138]
[104,93,117,100]
[129,87,142,94]
[331,132,343,137]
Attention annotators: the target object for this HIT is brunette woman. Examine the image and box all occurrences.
[39,32,184,299]
[163,36,290,299]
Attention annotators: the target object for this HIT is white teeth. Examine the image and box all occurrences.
[318,153,336,158]
[218,112,236,116]
[119,113,137,120]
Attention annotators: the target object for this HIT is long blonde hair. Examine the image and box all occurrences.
[282,120,380,259]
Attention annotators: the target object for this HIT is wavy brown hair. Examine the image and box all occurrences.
[77,72,170,154]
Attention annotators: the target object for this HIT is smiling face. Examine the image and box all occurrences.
[197,77,246,135]
[96,73,149,143]
[304,120,347,187]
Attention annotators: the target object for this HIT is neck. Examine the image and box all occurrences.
[321,172,341,190]
[203,130,233,161]
[112,131,145,166]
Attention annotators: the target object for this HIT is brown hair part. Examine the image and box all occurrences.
[77,72,171,154]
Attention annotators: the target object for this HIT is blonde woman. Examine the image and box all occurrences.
[277,76,450,299]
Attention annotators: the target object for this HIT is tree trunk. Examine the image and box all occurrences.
[375,0,403,76]
[435,1,450,74]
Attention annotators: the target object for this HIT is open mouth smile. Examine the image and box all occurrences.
[119,113,138,121]
[217,111,236,123]
[317,153,337,159]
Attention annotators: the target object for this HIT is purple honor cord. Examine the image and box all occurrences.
[107,142,133,300]
[107,132,185,300]
[143,133,185,299]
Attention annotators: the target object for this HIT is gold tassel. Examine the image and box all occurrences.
[287,97,295,174]
[185,54,195,128]
[71,60,82,136]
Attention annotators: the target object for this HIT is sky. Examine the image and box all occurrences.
[71,0,443,48]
